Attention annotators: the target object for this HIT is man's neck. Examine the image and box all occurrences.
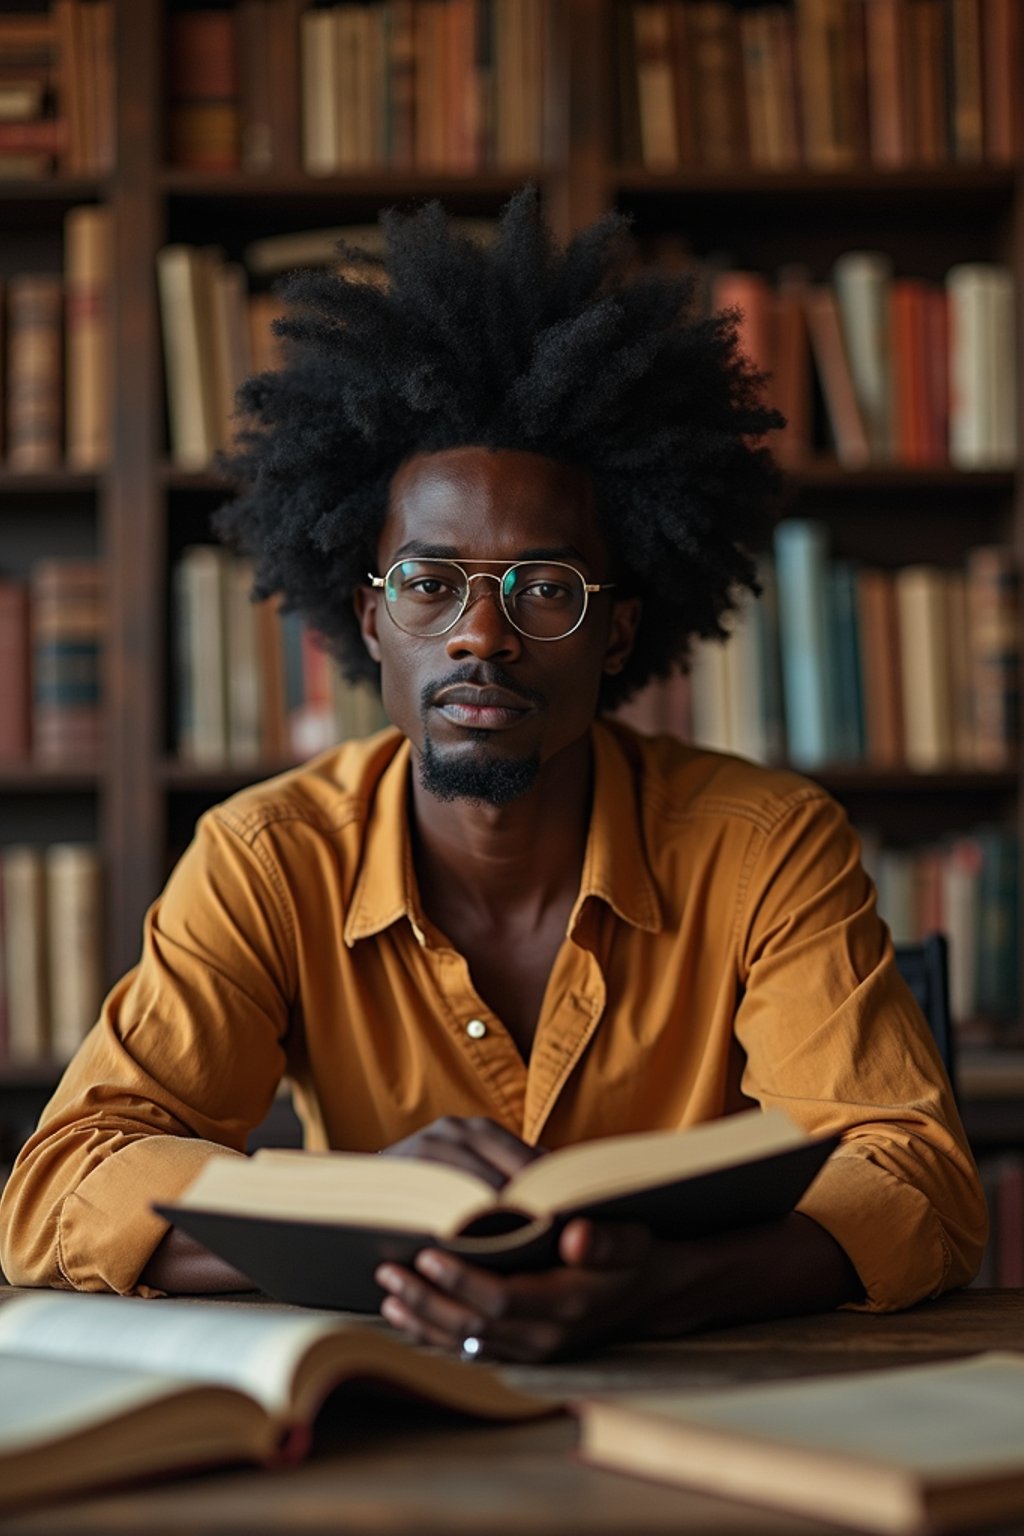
[409,733,594,925]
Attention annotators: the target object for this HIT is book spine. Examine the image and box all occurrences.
[2,846,50,1064]
[167,9,241,171]
[30,558,104,766]
[0,580,30,760]
[774,519,835,769]
[896,565,954,770]
[64,204,112,471]
[6,273,63,469]
[46,843,103,1063]
[967,545,1022,769]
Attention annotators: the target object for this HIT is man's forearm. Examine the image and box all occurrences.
[642,1212,864,1337]
[140,1226,254,1294]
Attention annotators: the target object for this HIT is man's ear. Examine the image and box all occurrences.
[603,597,642,677]
[353,584,382,663]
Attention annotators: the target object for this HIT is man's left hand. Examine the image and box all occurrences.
[374,1218,659,1362]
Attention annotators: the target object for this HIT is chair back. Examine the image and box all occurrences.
[893,933,957,1100]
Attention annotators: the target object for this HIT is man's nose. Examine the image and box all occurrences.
[444,575,522,661]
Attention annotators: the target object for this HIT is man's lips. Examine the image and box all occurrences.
[431,685,535,729]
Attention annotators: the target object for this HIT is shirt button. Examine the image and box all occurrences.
[466,1019,487,1039]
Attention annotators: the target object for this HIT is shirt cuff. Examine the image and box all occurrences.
[57,1136,243,1297]
[797,1151,951,1312]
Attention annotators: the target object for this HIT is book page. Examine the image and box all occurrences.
[614,1354,1024,1477]
[0,1353,194,1454]
[504,1109,810,1214]
[185,1148,491,1232]
[0,1294,342,1418]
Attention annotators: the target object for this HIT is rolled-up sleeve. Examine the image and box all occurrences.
[733,790,987,1311]
[0,808,296,1295]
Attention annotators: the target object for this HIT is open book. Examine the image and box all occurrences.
[577,1353,1024,1534]
[157,1108,837,1309]
[0,1292,552,1513]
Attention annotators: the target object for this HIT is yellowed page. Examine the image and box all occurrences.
[0,1294,342,1417]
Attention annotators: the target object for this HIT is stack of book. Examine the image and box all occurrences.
[0,557,104,767]
[1,206,112,470]
[0,842,103,1068]
[174,546,388,769]
[0,2,113,178]
[620,0,1022,171]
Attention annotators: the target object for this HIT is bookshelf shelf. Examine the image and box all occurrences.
[613,166,1017,207]
[787,464,1015,494]
[0,765,100,792]
[0,178,106,206]
[160,170,547,199]
[813,769,1021,795]
[0,471,101,495]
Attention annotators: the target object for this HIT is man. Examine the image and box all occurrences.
[0,193,985,1360]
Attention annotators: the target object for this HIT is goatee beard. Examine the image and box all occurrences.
[419,734,540,806]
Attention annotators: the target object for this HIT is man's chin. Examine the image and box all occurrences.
[419,735,540,807]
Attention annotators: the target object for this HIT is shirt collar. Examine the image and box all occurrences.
[343,720,662,947]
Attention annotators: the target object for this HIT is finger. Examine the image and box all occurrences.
[416,1248,598,1330]
[559,1218,653,1270]
[376,1261,488,1341]
[378,1260,564,1362]
[386,1134,511,1190]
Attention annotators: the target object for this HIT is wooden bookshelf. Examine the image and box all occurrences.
[0,0,1023,1264]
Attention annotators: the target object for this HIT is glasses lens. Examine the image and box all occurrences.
[502,563,586,639]
[384,559,468,635]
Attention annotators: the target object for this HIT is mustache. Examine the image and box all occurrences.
[420,664,545,716]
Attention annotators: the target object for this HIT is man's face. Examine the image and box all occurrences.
[355,446,639,807]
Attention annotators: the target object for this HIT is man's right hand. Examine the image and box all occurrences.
[381,1115,544,1190]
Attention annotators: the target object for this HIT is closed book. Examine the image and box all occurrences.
[726,578,783,765]
[771,269,812,467]
[711,269,773,377]
[686,1,748,166]
[909,0,948,162]
[45,843,102,1063]
[896,565,954,771]
[856,567,904,767]
[5,273,62,469]
[1,845,49,1064]
[948,0,985,161]
[983,0,1023,160]
[0,118,63,152]
[577,1354,1024,1536]
[689,637,732,753]
[945,570,975,766]
[167,9,240,170]
[30,558,104,766]
[826,560,865,762]
[300,8,337,175]
[416,0,446,167]
[159,1109,837,1311]
[174,546,230,766]
[225,557,262,766]
[633,3,679,168]
[156,244,220,469]
[386,0,417,168]
[796,0,860,167]
[832,249,893,459]
[90,1,114,174]
[773,519,835,769]
[864,0,909,166]
[966,545,1021,769]
[947,264,1018,469]
[208,258,250,451]
[889,278,930,465]
[802,284,871,466]
[943,834,982,1024]
[0,579,29,759]
[52,0,84,175]
[64,204,111,470]
[256,594,288,758]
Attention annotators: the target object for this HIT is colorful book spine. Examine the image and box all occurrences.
[774,519,834,769]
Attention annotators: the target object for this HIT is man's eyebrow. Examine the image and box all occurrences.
[391,541,589,563]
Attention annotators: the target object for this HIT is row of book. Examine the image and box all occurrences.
[0,558,103,765]
[623,527,1022,775]
[620,0,1023,172]
[0,206,111,471]
[174,546,388,767]
[707,255,1017,471]
[976,1152,1024,1286]
[0,2,113,179]
[856,825,1019,1031]
[167,1,548,176]
[0,843,103,1068]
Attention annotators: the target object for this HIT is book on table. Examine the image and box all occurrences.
[157,1108,838,1310]
[0,1291,553,1514]
[576,1352,1024,1535]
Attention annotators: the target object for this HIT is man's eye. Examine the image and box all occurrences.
[406,578,451,597]
[522,581,570,601]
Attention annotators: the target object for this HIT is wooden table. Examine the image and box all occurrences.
[2,1289,1022,1536]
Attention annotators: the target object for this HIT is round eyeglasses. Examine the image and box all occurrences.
[368,558,616,642]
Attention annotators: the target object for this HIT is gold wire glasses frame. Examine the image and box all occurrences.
[367,558,616,642]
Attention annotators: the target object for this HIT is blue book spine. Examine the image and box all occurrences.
[828,561,865,763]
[773,520,834,769]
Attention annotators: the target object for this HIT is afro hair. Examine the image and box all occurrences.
[215,186,782,710]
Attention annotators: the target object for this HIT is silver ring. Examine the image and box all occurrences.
[459,1335,483,1363]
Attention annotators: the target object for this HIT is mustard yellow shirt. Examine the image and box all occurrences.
[0,722,986,1305]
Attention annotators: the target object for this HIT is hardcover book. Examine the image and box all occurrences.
[157,1109,837,1311]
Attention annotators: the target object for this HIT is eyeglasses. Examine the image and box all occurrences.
[368,558,616,642]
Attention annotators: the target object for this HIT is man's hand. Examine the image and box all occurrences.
[381,1115,543,1190]
[375,1218,658,1362]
